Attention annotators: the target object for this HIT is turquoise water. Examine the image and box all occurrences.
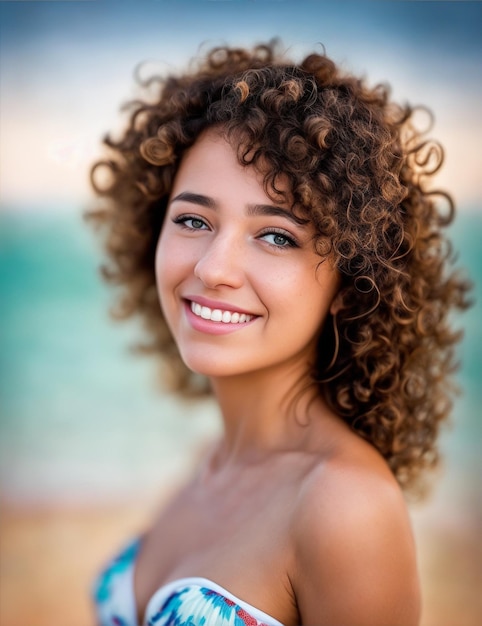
[0,208,220,504]
[0,207,480,505]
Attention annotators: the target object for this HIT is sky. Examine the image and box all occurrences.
[1,0,481,211]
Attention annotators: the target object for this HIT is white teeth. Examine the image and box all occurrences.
[211,309,223,322]
[190,301,253,324]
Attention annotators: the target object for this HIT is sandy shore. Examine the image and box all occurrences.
[1,499,480,626]
[0,501,154,626]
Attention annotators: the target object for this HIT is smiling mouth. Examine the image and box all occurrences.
[189,301,254,324]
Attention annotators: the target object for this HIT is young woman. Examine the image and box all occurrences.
[90,42,470,626]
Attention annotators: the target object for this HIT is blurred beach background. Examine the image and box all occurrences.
[0,1,481,625]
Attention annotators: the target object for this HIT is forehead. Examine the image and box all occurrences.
[170,127,295,211]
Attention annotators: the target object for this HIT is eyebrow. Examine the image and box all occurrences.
[170,191,216,209]
[247,203,309,226]
[170,191,309,227]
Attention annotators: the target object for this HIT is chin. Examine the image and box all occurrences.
[178,348,250,379]
[182,360,239,379]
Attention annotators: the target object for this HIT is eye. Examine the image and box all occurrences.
[259,230,298,248]
[172,215,209,230]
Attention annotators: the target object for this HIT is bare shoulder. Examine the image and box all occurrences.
[291,437,421,626]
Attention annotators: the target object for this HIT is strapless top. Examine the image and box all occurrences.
[93,538,285,626]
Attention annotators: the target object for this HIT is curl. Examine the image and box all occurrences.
[87,40,472,496]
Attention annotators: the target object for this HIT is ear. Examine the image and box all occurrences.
[330,291,343,316]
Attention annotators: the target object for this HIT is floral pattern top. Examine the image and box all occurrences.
[93,539,285,626]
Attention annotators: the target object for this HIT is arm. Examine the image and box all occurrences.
[292,466,421,626]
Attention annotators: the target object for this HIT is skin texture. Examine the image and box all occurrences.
[131,129,421,625]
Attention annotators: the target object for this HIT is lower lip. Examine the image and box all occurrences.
[184,301,257,336]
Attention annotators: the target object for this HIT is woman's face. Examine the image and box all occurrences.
[155,128,340,380]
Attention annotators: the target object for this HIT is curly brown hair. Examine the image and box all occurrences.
[88,41,471,494]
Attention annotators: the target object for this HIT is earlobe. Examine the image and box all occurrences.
[329,292,343,316]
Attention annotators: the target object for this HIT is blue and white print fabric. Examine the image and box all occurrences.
[93,539,284,626]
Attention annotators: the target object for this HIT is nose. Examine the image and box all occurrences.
[194,231,244,289]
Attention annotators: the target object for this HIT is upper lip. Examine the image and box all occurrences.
[184,295,258,316]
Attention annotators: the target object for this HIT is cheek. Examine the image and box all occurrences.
[156,231,185,283]
[154,238,168,292]
[154,234,182,307]
[270,261,324,302]
[155,235,202,330]
[273,263,338,325]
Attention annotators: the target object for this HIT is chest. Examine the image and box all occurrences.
[134,470,299,624]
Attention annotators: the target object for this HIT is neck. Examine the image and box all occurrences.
[208,357,321,470]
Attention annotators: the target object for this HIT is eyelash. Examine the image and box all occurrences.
[172,214,209,230]
[258,228,299,249]
[172,215,299,249]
